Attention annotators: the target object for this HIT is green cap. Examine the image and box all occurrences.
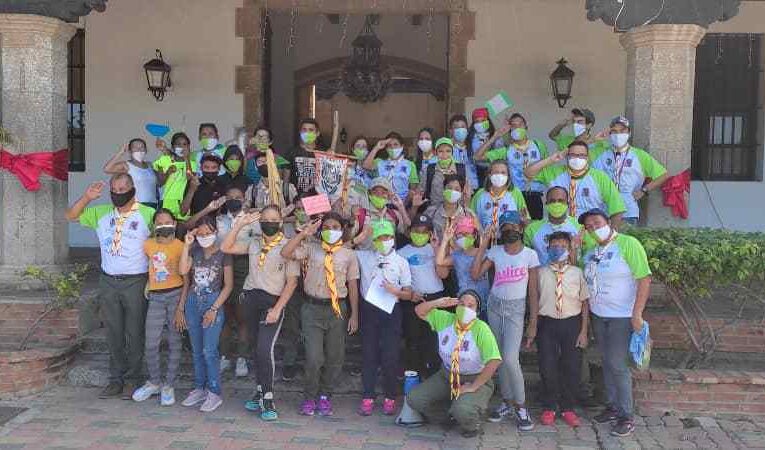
[372,219,395,240]
[435,137,453,149]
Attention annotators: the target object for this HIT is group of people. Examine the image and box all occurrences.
[66,106,662,438]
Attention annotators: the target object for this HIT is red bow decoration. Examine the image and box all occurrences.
[661,169,690,219]
[0,149,69,192]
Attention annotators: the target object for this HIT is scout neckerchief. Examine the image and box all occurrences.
[550,262,570,318]
[111,202,140,256]
[612,147,630,190]
[489,187,508,227]
[585,231,618,305]
[567,168,588,217]
[450,318,476,399]
[513,140,532,191]
[322,239,344,318]
[258,232,284,268]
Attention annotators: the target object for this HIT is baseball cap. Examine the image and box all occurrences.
[578,208,609,225]
[572,108,595,125]
[411,214,433,230]
[369,177,392,192]
[498,210,522,227]
[200,153,223,166]
[472,108,489,122]
[610,115,630,128]
[372,219,395,240]
[434,137,454,149]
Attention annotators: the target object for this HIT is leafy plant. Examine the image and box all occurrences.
[19,264,90,351]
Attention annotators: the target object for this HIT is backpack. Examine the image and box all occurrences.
[425,163,467,200]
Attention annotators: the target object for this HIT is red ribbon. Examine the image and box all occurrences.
[0,149,69,192]
[661,169,690,219]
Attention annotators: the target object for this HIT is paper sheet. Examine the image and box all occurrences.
[301,193,332,216]
[364,275,397,314]
[485,92,514,117]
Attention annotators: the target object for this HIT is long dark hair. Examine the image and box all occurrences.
[485,160,514,191]
[467,116,497,155]
[223,145,245,177]
[415,127,435,170]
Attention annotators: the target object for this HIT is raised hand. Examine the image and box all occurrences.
[236,211,260,227]
[411,190,427,208]
[443,222,456,241]
[184,229,197,246]
[302,218,322,236]
[206,196,227,212]
[438,297,460,308]
[496,122,513,138]
[188,175,201,189]
[84,181,105,201]
[550,151,567,164]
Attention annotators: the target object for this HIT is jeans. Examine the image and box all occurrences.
[185,290,225,395]
[242,289,284,395]
[592,314,633,419]
[145,288,183,386]
[623,217,639,226]
[361,300,402,399]
[537,315,582,411]
[98,273,148,384]
[301,300,347,398]
[402,291,442,378]
[487,294,526,405]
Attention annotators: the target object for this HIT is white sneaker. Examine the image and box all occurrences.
[235,357,249,378]
[132,381,161,402]
[160,386,175,406]
[181,388,207,407]
[220,356,231,373]
[200,391,223,412]
[487,401,513,423]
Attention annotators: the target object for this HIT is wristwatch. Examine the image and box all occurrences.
[210,305,219,313]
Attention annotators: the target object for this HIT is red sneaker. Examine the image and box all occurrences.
[382,398,396,415]
[358,398,374,416]
[540,410,556,426]
[561,410,581,428]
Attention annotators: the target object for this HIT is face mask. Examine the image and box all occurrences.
[369,194,387,210]
[295,209,308,225]
[592,224,612,242]
[353,148,368,160]
[548,247,569,263]
[373,238,395,255]
[572,123,587,137]
[490,173,508,188]
[410,232,430,247]
[202,171,218,182]
[545,202,568,218]
[300,131,317,145]
[500,230,522,244]
[510,128,527,141]
[225,199,243,215]
[201,138,218,151]
[173,147,185,157]
[196,234,216,248]
[443,189,462,203]
[456,235,475,250]
[256,141,270,150]
[260,222,281,237]
[568,157,588,172]
[388,146,404,159]
[417,139,433,152]
[453,127,468,142]
[456,305,477,324]
[610,133,630,149]
[131,151,146,162]
[474,121,489,134]
[437,158,452,169]
[257,164,269,178]
[225,159,242,174]
[111,188,135,208]
[155,225,176,238]
[321,229,343,245]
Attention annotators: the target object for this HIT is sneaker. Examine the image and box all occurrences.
[358,398,374,416]
[121,382,136,400]
[244,391,263,412]
[593,406,620,424]
[487,401,512,423]
[200,392,223,412]
[540,410,556,426]
[515,407,534,431]
[382,398,396,416]
[98,382,123,399]
[261,399,278,421]
[561,411,581,428]
[300,399,316,416]
[317,396,333,416]
[610,418,635,437]
[219,356,231,373]
[349,367,362,377]
[132,381,161,402]
[282,365,298,381]
[160,386,175,406]
[235,357,249,378]
[181,388,207,407]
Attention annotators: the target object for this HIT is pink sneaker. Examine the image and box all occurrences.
[317,395,333,416]
[382,398,396,415]
[358,398,374,416]
[299,399,316,416]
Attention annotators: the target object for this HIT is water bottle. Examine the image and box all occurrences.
[403,370,420,395]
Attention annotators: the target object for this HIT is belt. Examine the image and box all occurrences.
[304,294,346,306]
[102,271,147,281]
[150,286,183,294]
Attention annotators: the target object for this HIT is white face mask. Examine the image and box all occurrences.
[417,139,433,152]
[173,147,185,157]
[323,229,343,245]
[490,173,508,188]
[593,224,612,242]
[510,128,526,141]
[376,238,395,255]
[568,157,588,171]
[204,138,218,151]
[573,123,588,137]
[196,234,217,248]
[609,133,630,149]
[131,151,146,162]
[457,305,477,324]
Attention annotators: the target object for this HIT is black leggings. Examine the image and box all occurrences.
[523,191,544,220]
[242,289,284,395]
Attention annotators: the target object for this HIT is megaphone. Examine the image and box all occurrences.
[396,371,425,427]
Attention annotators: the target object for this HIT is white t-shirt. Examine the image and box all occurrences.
[127,161,158,203]
[486,245,540,300]
[356,249,412,299]
[398,244,444,295]
[79,204,154,275]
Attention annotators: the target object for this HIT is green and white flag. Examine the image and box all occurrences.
[485,91,514,117]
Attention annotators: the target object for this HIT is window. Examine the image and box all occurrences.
[68,29,85,172]
[692,33,763,181]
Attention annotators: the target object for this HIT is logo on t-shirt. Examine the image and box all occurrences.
[606,158,613,165]
[441,334,450,346]
[625,159,633,167]
[406,255,425,266]
[582,187,590,197]
[494,266,528,287]
[130,221,138,231]
[151,251,170,282]
[484,202,492,210]
[530,151,538,159]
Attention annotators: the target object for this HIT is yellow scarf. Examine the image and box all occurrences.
[265,149,284,208]
[322,240,344,318]
[258,232,284,268]
[489,188,507,227]
[567,170,587,217]
[551,263,569,318]
[111,202,140,256]
[450,318,476,399]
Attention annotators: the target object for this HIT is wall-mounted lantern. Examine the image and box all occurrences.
[143,49,172,101]
[550,58,574,108]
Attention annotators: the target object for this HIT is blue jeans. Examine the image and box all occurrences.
[185,290,225,395]
[592,314,633,419]
[623,217,639,226]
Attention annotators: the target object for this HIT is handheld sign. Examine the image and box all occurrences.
[145,123,171,138]
[485,92,514,118]
[301,193,332,217]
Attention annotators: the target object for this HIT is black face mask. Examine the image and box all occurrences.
[202,171,218,183]
[260,222,281,237]
[111,187,135,208]
[225,199,243,215]
[500,230,522,245]
[155,225,176,238]
[257,164,269,178]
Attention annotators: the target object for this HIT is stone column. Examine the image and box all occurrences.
[0,14,76,286]
[620,24,705,227]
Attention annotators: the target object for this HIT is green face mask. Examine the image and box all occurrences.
[410,232,430,247]
[545,202,568,218]
[295,209,307,225]
[256,142,269,150]
[369,194,387,210]
[437,158,453,169]
[353,148,368,160]
[455,305,477,324]
[443,189,462,204]
[225,159,242,173]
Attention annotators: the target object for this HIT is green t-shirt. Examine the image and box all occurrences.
[426,309,501,374]
[153,154,199,219]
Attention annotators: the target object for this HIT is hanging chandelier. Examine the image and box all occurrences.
[341,15,391,103]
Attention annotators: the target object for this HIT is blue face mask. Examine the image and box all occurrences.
[548,247,569,263]
[453,127,468,142]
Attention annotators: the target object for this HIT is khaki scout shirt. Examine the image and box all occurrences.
[538,265,590,319]
[294,240,360,299]
[244,238,300,296]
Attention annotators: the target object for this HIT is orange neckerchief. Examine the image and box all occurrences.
[551,263,570,318]
[489,187,508,227]
[450,318,476,399]
[567,169,587,217]
[258,232,284,268]
[110,202,140,256]
[322,240,344,319]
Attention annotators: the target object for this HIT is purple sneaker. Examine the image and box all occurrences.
[300,399,316,416]
[317,395,333,416]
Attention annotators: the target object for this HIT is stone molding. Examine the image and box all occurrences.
[619,23,706,51]
[0,14,77,46]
